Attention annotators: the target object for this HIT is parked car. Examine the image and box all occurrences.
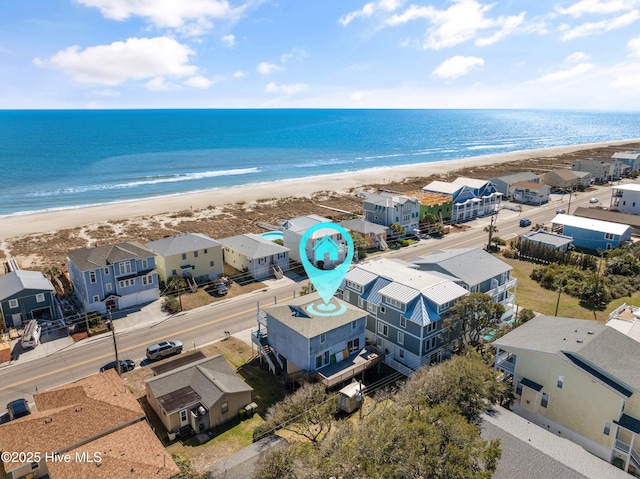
[589,197,599,203]
[212,282,229,296]
[100,359,135,373]
[519,218,531,227]
[146,340,183,361]
[556,208,566,214]
[7,399,31,421]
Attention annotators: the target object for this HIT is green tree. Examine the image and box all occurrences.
[43,265,61,281]
[389,223,405,236]
[580,279,612,310]
[273,238,285,246]
[422,212,438,224]
[165,275,187,293]
[518,308,535,323]
[445,293,505,347]
[351,232,369,259]
[299,281,315,296]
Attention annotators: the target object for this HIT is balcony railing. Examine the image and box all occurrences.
[496,352,516,374]
[615,439,631,454]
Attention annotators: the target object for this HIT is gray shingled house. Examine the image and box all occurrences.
[0,269,57,328]
[218,233,289,280]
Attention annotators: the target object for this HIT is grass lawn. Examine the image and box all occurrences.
[501,256,640,322]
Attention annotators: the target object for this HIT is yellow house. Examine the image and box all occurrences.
[494,315,640,473]
[146,232,224,283]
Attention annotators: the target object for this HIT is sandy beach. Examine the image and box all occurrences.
[2,139,639,242]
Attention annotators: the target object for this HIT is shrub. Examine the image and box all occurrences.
[163,296,181,314]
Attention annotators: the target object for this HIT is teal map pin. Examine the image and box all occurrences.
[299,222,354,306]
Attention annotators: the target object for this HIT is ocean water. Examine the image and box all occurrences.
[1,109,639,217]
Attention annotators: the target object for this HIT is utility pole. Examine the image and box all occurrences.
[108,309,120,375]
[486,212,498,251]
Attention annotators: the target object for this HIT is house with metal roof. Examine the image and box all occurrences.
[280,215,348,268]
[0,269,57,329]
[145,232,223,284]
[340,258,468,374]
[145,354,253,436]
[218,233,289,280]
[551,214,632,251]
[493,315,640,472]
[521,230,574,252]
[338,218,388,249]
[67,241,159,314]
[573,207,640,234]
[253,293,379,387]
[490,172,541,198]
[411,248,517,318]
[422,177,502,222]
[362,192,420,233]
[611,184,640,216]
[0,369,180,479]
[612,150,640,172]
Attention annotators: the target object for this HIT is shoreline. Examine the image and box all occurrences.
[2,139,639,241]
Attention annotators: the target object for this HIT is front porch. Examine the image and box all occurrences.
[613,414,640,475]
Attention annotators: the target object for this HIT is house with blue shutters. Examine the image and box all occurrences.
[0,270,57,328]
[67,242,159,314]
[422,177,502,222]
[362,192,420,233]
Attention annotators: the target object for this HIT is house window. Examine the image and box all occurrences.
[367,302,377,314]
[36,293,45,303]
[142,275,153,285]
[141,259,148,269]
[358,297,364,308]
[320,333,326,344]
[351,320,357,330]
[378,321,389,337]
[605,233,614,240]
[400,317,406,328]
[397,331,404,345]
[210,261,215,267]
[399,349,405,359]
[316,354,323,369]
[104,267,109,275]
[221,402,228,414]
[347,338,360,352]
[8,299,18,309]
[344,290,350,301]
[92,295,100,303]
[106,283,112,292]
[380,305,385,313]
[172,269,177,276]
[194,251,199,258]
[119,261,132,275]
[541,393,549,408]
[89,271,96,283]
[557,375,564,388]
[604,421,611,436]
[119,278,135,288]
[515,382,523,396]
[180,410,187,423]
[204,249,208,254]
[182,253,187,260]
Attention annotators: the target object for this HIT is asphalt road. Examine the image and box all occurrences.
[0,182,620,411]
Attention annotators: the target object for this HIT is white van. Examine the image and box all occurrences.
[21,320,41,348]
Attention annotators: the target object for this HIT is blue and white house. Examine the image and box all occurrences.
[422,177,502,222]
[67,241,159,314]
[0,270,57,328]
[551,214,633,251]
[362,192,420,233]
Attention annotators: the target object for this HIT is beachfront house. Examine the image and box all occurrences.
[422,177,502,223]
[611,184,640,216]
[0,269,57,329]
[218,233,290,280]
[543,169,580,192]
[574,207,640,235]
[339,257,469,374]
[280,215,348,268]
[362,192,421,234]
[145,355,253,436]
[67,241,159,314]
[551,214,632,251]
[145,232,223,284]
[0,370,180,479]
[338,218,388,250]
[612,150,640,172]
[571,158,624,184]
[411,248,517,319]
[573,170,594,188]
[253,293,380,387]
[490,172,541,199]
[493,315,640,473]
[410,191,454,222]
[511,181,550,205]
[521,230,574,253]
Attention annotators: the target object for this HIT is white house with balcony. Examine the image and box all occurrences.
[362,192,420,233]
[422,177,502,222]
[611,184,640,216]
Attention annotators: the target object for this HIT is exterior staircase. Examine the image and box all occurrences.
[272,265,284,279]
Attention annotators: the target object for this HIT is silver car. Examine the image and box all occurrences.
[146,340,183,361]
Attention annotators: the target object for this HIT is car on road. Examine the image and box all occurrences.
[519,218,531,227]
[556,208,566,214]
[100,359,135,373]
[7,399,31,421]
[589,197,599,203]
[146,340,183,361]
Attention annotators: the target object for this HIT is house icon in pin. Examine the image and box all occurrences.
[312,235,343,262]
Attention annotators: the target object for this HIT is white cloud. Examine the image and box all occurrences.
[232,70,247,78]
[264,82,308,95]
[339,0,401,26]
[628,36,640,56]
[145,76,171,91]
[556,0,638,17]
[386,0,525,50]
[221,34,235,47]
[92,88,121,97]
[433,55,484,79]
[280,48,309,63]
[537,63,594,82]
[566,51,590,62]
[44,37,197,86]
[257,61,283,75]
[185,75,213,88]
[76,0,245,33]
[562,10,640,39]
[610,61,640,88]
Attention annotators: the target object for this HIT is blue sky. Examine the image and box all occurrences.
[2,0,640,109]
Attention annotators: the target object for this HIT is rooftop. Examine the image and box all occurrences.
[521,230,574,248]
[338,218,388,235]
[145,232,221,256]
[452,176,491,189]
[67,241,154,271]
[408,190,453,206]
[490,172,540,183]
[0,269,54,300]
[422,180,461,195]
[548,169,579,181]
[512,180,547,190]
[573,207,640,229]
[612,183,640,192]
[219,233,289,258]
[552,213,632,235]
